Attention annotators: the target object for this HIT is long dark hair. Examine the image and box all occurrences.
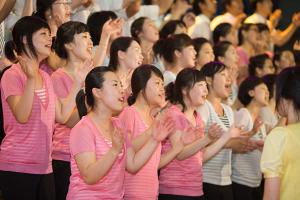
[166,68,206,111]
[108,37,136,71]
[5,16,50,61]
[76,67,114,118]
[127,64,164,106]
[53,21,89,59]
[275,67,300,115]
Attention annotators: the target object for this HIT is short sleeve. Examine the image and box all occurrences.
[1,68,24,99]
[70,123,96,156]
[51,71,72,98]
[117,107,136,147]
[234,108,252,131]
[140,5,159,20]
[196,103,209,125]
[261,127,286,178]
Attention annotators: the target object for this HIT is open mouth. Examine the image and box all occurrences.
[118,96,125,103]
[158,93,165,99]
[225,83,231,89]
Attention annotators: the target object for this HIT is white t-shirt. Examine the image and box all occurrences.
[117,5,160,36]
[210,12,236,31]
[197,100,234,186]
[260,106,278,130]
[244,13,269,25]
[232,108,266,187]
[163,70,176,86]
[5,0,37,31]
[72,0,123,24]
[189,14,212,41]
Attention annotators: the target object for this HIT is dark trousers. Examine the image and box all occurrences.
[203,183,234,200]
[52,160,71,200]
[159,194,205,200]
[0,170,55,200]
[232,182,263,200]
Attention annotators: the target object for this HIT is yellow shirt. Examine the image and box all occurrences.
[261,123,300,200]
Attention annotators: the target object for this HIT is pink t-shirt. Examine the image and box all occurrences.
[0,64,56,174]
[236,47,250,68]
[51,68,74,161]
[40,63,54,75]
[118,106,162,200]
[67,116,126,200]
[159,105,205,196]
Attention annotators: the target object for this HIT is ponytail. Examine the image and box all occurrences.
[127,93,138,106]
[165,82,176,102]
[4,40,17,63]
[76,89,88,118]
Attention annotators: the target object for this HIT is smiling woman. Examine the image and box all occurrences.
[51,21,94,200]
[0,16,83,200]
[35,0,71,36]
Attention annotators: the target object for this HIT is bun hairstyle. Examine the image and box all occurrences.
[248,53,270,76]
[108,37,136,71]
[166,68,206,111]
[238,76,264,106]
[275,67,300,114]
[76,67,114,117]
[53,21,89,59]
[127,64,163,106]
[5,16,50,61]
[159,20,186,39]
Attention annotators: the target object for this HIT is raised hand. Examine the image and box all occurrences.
[17,55,39,79]
[292,12,300,28]
[101,18,124,40]
[112,128,124,154]
[81,0,94,7]
[207,123,223,140]
[234,13,247,28]
[152,118,175,142]
[270,9,282,29]
[293,40,300,51]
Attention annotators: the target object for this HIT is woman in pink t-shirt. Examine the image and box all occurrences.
[108,36,144,98]
[0,16,83,200]
[159,68,231,200]
[51,21,93,200]
[118,65,179,200]
[67,67,126,200]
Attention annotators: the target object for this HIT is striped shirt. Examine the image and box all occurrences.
[197,100,234,186]
[118,106,161,200]
[232,108,265,187]
[0,64,56,174]
[67,116,126,200]
[51,68,74,162]
[35,87,47,107]
[159,105,205,196]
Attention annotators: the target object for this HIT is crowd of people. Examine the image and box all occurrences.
[0,0,300,200]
